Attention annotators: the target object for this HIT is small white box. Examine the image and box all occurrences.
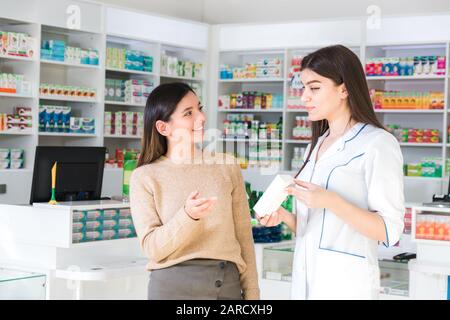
[253,174,293,217]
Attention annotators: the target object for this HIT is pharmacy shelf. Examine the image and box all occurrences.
[284,139,311,144]
[104,168,123,172]
[105,67,157,77]
[218,138,283,143]
[0,55,35,62]
[104,134,141,139]
[375,109,444,113]
[398,143,443,147]
[70,237,139,249]
[286,109,308,113]
[39,132,97,137]
[218,109,283,113]
[0,131,33,136]
[40,59,101,69]
[219,78,284,83]
[0,92,35,99]
[403,176,444,181]
[366,75,446,81]
[160,74,204,82]
[413,239,450,247]
[39,95,98,103]
[104,101,146,107]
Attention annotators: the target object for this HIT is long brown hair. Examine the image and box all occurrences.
[296,45,385,177]
[137,82,195,167]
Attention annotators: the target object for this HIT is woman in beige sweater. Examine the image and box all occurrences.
[129,82,259,300]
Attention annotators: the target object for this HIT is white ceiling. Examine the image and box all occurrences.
[98,0,450,24]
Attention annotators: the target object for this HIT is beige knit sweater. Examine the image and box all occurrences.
[129,152,260,300]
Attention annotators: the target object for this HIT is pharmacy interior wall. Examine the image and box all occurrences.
[1,3,450,205]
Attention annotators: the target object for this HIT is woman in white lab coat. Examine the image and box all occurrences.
[259,45,405,299]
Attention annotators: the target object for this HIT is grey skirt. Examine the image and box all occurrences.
[148,259,243,300]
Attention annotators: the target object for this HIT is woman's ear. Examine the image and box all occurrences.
[155,120,170,137]
[339,83,349,99]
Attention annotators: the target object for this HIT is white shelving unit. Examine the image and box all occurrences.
[0,16,40,180]
[1,2,449,209]
[0,1,209,205]
[38,22,105,152]
[215,46,361,177]
[211,19,450,206]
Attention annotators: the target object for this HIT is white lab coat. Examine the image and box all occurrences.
[291,122,405,300]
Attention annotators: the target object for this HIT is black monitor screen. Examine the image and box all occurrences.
[30,146,106,204]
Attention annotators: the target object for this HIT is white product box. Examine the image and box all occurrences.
[253,174,293,217]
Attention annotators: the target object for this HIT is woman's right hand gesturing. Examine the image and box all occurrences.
[184,190,218,220]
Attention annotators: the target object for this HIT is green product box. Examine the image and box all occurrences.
[122,159,137,197]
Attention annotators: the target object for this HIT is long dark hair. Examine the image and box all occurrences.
[295,45,385,177]
[137,82,195,167]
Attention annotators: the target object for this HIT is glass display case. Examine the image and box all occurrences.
[379,259,409,297]
[262,244,410,298]
[0,268,46,300]
[262,242,294,282]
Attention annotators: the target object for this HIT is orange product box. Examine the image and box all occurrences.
[416,215,426,239]
[445,218,450,241]
[433,216,446,241]
[423,216,436,240]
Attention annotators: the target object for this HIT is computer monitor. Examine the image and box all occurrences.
[30,146,106,204]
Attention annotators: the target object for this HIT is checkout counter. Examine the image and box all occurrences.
[0,200,148,299]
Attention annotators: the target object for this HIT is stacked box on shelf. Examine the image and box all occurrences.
[256,58,283,78]
[0,73,32,95]
[38,105,94,134]
[41,40,99,65]
[0,31,36,58]
[365,55,446,77]
[39,83,96,100]
[39,105,71,133]
[405,157,443,178]
[219,58,283,80]
[104,148,140,169]
[292,116,312,140]
[106,48,153,72]
[104,111,143,136]
[161,54,203,78]
[72,207,136,243]
[387,124,440,143]
[105,79,153,104]
[222,114,282,140]
[40,40,65,61]
[0,148,24,169]
[416,214,450,241]
[65,46,99,65]
[370,89,445,110]
[218,91,283,110]
[124,79,153,105]
[0,106,32,133]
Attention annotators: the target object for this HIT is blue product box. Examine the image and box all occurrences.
[70,117,82,134]
[85,220,103,232]
[54,106,63,132]
[73,210,87,223]
[101,229,118,240]
[84,209,103,221]
[102,208,120,220]
[81,118,95,134]
[39,106,45,132]
[84,231,102,242]
[45,106,55,132]
[61,107,71,133]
